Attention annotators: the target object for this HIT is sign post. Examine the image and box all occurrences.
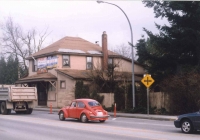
[141,74,155,115]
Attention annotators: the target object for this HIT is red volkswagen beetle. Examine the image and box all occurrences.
[58,99,109,123]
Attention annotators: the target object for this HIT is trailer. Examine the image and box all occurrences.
[0,86,37,115]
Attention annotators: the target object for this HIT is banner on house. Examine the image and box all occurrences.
[37,57,47,74]
[47,56,57,69]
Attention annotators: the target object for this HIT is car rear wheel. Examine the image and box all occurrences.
[181,119,193,134]
[0,103,1,114]
[81,114,88,123]
[99,120,105,123]
[59,111,65,121]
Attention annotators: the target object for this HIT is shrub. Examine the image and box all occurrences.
[161,71,200,115]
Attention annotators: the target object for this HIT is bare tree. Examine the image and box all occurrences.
[0,17,50,76]
[113,43,132,59]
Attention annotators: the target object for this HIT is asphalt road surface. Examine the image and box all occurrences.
[0,110,199,140]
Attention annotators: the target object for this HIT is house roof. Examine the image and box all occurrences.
[27,36,120,59]
[15,72,57,84]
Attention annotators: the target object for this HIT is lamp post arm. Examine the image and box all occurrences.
[103,2,133,45]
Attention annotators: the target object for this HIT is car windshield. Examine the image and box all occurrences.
[88,101,100,107]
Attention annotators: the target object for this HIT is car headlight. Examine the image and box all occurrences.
[175,116,179,120]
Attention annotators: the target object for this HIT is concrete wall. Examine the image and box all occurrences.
[56,73,76,108]
[98,93,114,108]
[150,92,170,111]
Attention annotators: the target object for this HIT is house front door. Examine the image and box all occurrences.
[37,82,47,106]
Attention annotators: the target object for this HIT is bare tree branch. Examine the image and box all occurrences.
[0,16,50,77]
[113,43,132,59]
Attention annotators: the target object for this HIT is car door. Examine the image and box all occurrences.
[68,101,77,118]
[76,101,86,118]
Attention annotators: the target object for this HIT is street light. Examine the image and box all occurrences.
[97,0,135,108]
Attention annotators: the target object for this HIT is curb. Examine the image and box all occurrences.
[34,108,176,121]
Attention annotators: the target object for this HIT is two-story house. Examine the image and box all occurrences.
[16,31,145,108]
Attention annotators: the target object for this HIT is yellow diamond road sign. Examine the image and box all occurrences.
[141,74,155,88]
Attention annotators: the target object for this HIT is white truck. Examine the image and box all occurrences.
[0,86,37,115]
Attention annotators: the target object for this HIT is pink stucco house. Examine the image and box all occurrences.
[16,31,145,108]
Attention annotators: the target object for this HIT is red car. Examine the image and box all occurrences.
[58,98,110,123]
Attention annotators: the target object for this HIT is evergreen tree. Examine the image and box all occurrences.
[0,56,7,84]
[75,81,90,99]
[137,1,200,81]
[5,55,18,84]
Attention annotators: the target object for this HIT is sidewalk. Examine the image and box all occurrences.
[34,107,177,121]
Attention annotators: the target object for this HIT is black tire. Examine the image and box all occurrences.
[0,103,1,114]
[80,114,88,123]
[15,111,22,114]
[181,119,193,134]
[59,111,65,121]
[7,109,11,115]
[99,120,105,123]
[1,102,9,115]
[26,108,33,114]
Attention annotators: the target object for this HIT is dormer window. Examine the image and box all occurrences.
[63,55,70,67]
[86,57,93,70]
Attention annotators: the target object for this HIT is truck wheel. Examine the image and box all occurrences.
[7,109,11,115]
[26,108,33,114]
[15,111,21,114]
[1,102,8,115]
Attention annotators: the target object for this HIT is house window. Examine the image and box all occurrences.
[63,55,70,66]
[108,58,113,68]
[60,80,66,89]
[32,59,37,72]
[48,83,56,91]
[108,58,113,65]
[86,57,93,70]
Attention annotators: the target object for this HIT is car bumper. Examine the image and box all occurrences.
[90,115,110,119]
[174,120,181,128]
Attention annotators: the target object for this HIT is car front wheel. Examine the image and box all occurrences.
[181,119,193,134]
[59,111,65,121]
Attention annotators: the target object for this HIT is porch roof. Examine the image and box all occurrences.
[15,72,57,84]
[56,69,143,81]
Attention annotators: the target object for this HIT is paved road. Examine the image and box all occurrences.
[0,110,199,140]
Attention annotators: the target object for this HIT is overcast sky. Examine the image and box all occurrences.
[0,0,168,51]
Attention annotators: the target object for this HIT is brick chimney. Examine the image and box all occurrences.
[102,31,108,71]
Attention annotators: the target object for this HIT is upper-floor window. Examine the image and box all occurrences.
[32,59,37,72]
[63,55,70,67]
[108,58,113,69]
[108,58,113,65]
[86,57,93,70]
